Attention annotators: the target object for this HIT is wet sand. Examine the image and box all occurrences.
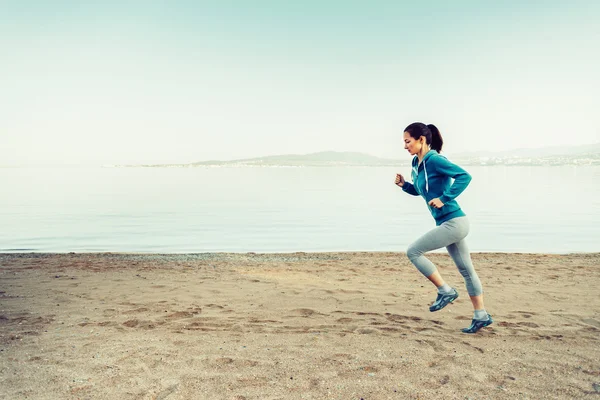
[1,252,599,399]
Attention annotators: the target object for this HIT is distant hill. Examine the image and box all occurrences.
[191,151,406,167]
[115,143,600,168]
[125,151,407,168]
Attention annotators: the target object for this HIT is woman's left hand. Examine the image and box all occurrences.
[428,198,445,209]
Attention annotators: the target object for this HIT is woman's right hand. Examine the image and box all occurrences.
[395,173,405,187]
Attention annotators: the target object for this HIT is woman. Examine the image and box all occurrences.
[395,122,492,334]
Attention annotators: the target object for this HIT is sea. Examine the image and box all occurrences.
[1,165,598,254]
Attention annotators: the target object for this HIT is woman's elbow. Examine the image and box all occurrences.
[462,172,472,186]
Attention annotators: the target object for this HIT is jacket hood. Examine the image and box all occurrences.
[412,150,438,192]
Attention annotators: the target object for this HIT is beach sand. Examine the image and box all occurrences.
[0,252,599,399]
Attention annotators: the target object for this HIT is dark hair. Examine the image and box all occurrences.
[404,122,444,153]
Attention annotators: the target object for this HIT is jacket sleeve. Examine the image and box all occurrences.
[402,181,419,196]
[433,156,472,204]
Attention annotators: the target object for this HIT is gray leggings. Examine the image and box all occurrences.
[407,216,483,296]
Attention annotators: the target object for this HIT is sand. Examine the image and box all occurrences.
[0,252,599,399]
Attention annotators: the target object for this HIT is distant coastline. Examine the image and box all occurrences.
[109,144,600,168]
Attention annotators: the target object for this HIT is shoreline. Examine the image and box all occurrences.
[2,250,599,256]
[1,252,599,399]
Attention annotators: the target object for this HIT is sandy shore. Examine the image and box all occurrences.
[0,252,599,399]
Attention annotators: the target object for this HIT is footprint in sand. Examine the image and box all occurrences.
[582,319,600,329]
[290,308,320,317]
[355,311,380,316]
[337,289,363,294]
[154,384,179,400]
[515,311,537,318]
[518,322,540,328]
[498,321,539,329]
[214,357,259,367]
[415,339,446,351]
[385,313,422,323]
[533,334,565,341]
[97,321,119,327]
[329,353,355,361]
[122,319,156,329]
[461,341,485,353]
[164,310,200,320]
[205,304,225,309]
[360,366,379,373]
[354,327,380,335]
[122,307,150,314]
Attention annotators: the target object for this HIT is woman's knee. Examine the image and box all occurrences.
[456,265,471,278]
[406,244,422,261]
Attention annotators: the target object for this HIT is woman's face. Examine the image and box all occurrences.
[403,131,425,155]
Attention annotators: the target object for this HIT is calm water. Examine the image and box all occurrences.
[1,166,598,253]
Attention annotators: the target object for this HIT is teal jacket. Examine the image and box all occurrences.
[402,150,472,225]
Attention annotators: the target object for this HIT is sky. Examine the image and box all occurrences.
[1,0,599,165]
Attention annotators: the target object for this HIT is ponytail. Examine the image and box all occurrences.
[404,122,444,153]
[427,124,443,153]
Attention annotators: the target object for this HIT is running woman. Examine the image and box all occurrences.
[395,122,493,334]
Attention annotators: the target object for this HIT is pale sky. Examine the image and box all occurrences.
[1,1,599,165]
